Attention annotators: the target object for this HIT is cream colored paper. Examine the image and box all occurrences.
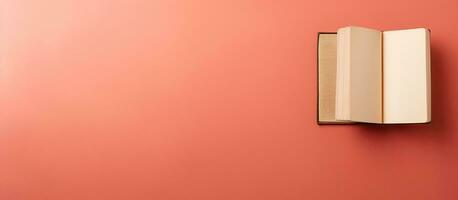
[382,28,431,123]
[336,26,383,123]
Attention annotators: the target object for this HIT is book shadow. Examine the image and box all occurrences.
[355,41,454,142]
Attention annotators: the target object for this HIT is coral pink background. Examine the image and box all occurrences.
[1,0,458,199]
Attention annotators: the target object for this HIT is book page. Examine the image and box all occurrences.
[335,28,351,121]
[336,26,383,123]
[318,33,339,123]
[382,28,431,123]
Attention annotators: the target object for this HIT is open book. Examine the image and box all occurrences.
[318,26,431,124]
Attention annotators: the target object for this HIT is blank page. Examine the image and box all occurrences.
[383,28,431,123]
[336,26,382,123]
